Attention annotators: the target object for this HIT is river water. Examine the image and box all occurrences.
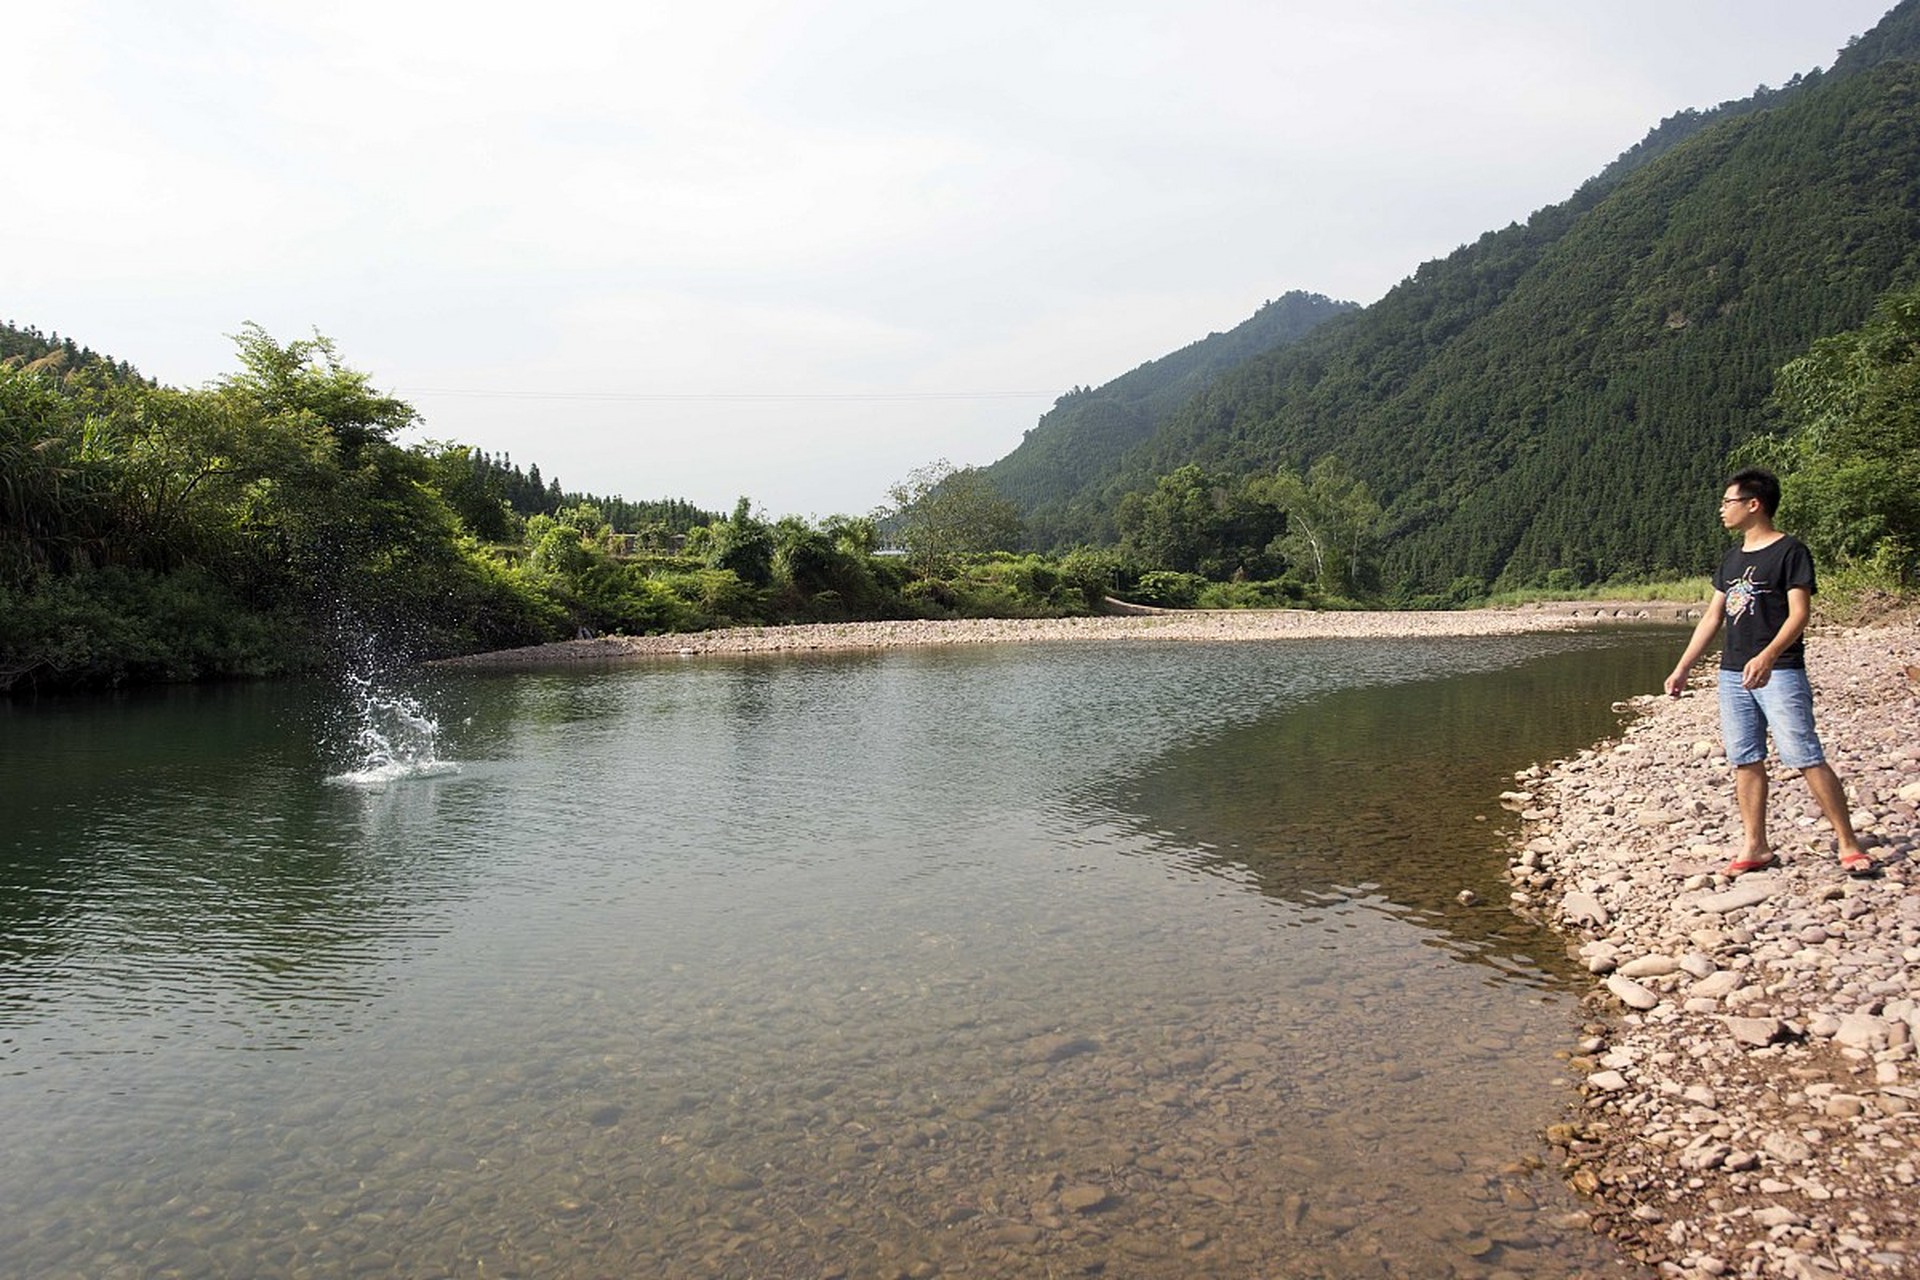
[0,630,1676,1279]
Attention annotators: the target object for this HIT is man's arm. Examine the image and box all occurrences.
[1666,591,1728,697]
[1741,585,1811,690]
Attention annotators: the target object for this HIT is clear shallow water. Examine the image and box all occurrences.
[0,632,1675,1279]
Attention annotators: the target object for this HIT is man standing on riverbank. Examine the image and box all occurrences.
[1663,467,1874,878]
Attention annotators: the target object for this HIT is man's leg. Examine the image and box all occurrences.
[1754,669,1871,868]
[1734,762,1771,861]
[1800,763,1870,863]
[1720,672,1775,872]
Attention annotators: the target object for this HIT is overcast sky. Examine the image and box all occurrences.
[5,1,1897,519]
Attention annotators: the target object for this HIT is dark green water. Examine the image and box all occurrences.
[0,631,1676,1279]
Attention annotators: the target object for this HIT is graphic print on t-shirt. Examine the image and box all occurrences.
[1725,565,1761,622]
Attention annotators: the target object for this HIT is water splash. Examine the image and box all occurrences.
[326,669,460,787]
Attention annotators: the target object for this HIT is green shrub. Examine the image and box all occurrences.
[1543,567,1580,593]
[1056,546,1129,611]
[425,543,567,652]
[1193,578,1308,609]
[1130,571,1206,608]
[943,579,1058,619]
[1447,576,1490,607]
[965,554,1080,613]
[647,567,763,628]
[900,578,958,618]
[0,566,306,691]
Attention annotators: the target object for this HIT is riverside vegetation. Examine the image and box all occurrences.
[7,257,1911,695]
[6,6,1919,695]
[0,320,1682,697]
[0,325,1132,695]
[7,242,1916,698]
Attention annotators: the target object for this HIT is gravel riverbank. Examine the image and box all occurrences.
[435,602,1693,669]
[1506,618,1920,1278]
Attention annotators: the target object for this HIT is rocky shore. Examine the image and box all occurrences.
[1506,618,1920,1278]
[436,602,1691,669]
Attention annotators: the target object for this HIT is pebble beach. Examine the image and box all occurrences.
[1507,617,1920,1278]
[435,601,1690,668]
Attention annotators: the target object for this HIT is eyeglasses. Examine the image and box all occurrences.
[1719,496,1753,507]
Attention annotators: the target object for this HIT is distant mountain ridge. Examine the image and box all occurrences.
[981,291,1356,544]
[990,0,1920,596]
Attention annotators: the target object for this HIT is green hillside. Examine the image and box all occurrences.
[980,291,1356,545]
[1000,1,1920,598]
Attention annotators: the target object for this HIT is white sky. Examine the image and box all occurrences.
[3,1,1896,519]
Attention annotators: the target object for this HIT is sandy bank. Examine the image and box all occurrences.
[1507,618,1920,1277]
[436,602,1697,670]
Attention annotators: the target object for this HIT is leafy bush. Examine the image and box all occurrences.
[1130,571,1206,608]
[1055,546,1130,610]
[1194,577,1307,609]
[565,563,702,635]
[0,566,304,691]
[770,519,895,619]
[646,568,763,628]
[899,578,958,618]
[1447,576,1490,606]
[941,578,1059,620]
[452,550,569,648]
[966,554,1085,614]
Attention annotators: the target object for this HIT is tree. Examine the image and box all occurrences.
[885,460,1022,577]
[1118,465,1218,574]
[704,496,774,586]
[223,323,416,461]
[0,364,96,586]
[418,441,519,542]
[1116,465,1289,579]
[1757,282,1920,583]
[1253,456,1384,596]
[821,512,878,556]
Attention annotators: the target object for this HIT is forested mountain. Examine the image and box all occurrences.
[998,1,1920,597]
[980,291,1356,545]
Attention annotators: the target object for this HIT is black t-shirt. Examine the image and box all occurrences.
[1714,534,1816,670]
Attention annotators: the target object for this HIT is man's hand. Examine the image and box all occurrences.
[1665,666,1690,698]
[1741,653,1775,690]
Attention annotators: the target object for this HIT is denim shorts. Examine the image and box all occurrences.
[1718,667,1826,768]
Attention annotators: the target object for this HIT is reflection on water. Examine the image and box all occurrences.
[1111,638,1677,978]
[0,633,1674,1278]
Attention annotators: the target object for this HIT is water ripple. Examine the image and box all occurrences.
[0,635,1679,1279]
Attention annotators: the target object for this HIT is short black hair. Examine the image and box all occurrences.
[1727,467,1781,516]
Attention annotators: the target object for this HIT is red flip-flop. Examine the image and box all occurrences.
[1723,853,1778,877]
[1840,851,1880,879]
